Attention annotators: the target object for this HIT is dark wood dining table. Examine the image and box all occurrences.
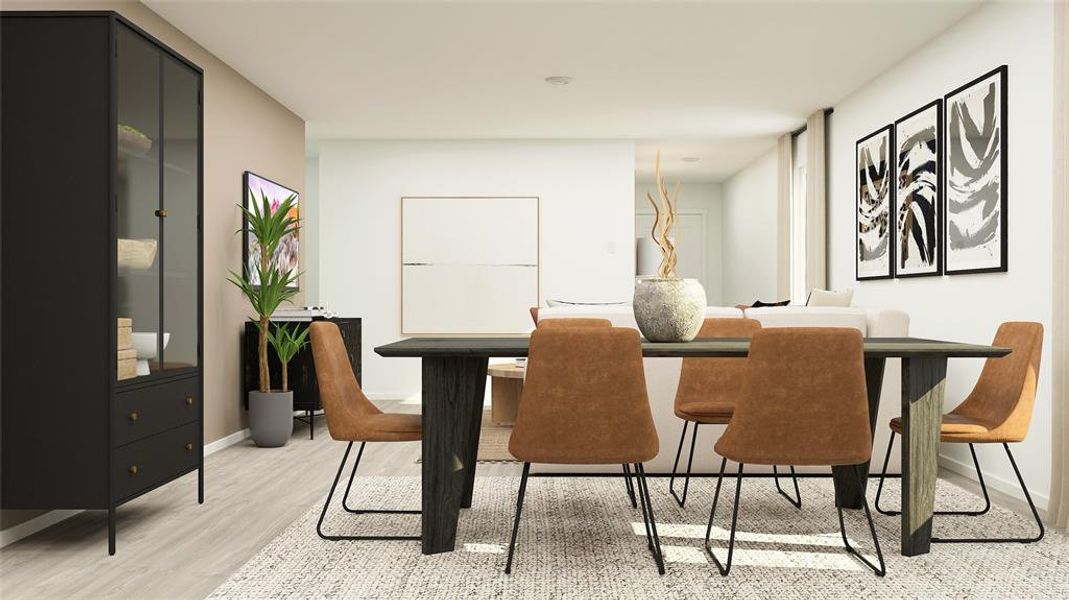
[375,336,1009,557]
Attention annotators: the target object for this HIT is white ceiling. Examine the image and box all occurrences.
[145,0,980,182]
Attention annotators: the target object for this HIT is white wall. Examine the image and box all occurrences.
[721,147,779,306]
[634,181,724,305]
[317,140,635,396]
[828,2,1055,507]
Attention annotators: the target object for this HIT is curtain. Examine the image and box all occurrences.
[776,133,792,300]
[804,110,827,292]
[1050,0,1069,531]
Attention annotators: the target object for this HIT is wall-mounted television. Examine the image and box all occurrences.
[243,171,299,289]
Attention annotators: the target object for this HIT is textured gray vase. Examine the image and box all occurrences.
[249,391,294,447]
[633,277,707,342]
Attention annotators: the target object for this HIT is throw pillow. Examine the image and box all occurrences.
[750,299,791,308]
[806,288,854,307]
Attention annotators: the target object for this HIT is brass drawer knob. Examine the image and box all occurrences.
[185,443,194,452]
[128,411,139,421]
[128,465,139,475]
[155,208,168,218]
[185,396,195,406]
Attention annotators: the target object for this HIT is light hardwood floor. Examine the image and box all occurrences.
[0,399,1039,600]
[0,401,523,600]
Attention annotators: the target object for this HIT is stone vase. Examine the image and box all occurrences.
[633,277,707,342]
[249,390,294,447]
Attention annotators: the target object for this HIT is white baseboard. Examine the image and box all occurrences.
[939,452,1049,511]
[366,392,420,404]
[1,427,251,549]
[204,427,250,456]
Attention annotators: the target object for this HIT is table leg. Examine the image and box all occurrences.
[420,356,488,555]
[461,369,487,508]
[900,356,946,556]
[833,357,886,509]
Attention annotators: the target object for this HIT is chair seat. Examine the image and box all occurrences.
[888,414,993,442]
[675,401,733,424]
[361,413,422,442]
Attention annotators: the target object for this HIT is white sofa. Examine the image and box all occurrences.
[531,304,909,474]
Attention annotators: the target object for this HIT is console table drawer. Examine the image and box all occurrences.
[113,377,200,447]
[112,422,200,501]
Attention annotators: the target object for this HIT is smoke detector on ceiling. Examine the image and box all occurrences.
[544,75,573,86]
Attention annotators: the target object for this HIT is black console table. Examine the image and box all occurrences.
[242,317,361,439]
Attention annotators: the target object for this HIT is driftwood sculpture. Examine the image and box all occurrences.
[646,151,681,278]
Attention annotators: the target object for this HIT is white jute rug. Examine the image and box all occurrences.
[210,475,1069,599]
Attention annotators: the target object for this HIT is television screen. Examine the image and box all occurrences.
[243,171,299,289]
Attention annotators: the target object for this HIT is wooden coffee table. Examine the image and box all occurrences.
[487,363,525,425]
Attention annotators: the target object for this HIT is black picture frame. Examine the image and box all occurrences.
[943,65,1008,275]
[242,170,301,290]
[856,125,895,281]
[893,99,943,278]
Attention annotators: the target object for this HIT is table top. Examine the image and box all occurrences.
[376,336,1011,359]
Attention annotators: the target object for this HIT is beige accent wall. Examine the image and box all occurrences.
[2,1,305,534]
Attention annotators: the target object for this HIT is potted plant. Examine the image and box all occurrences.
[230,191,300,447]
[633,151,706,342]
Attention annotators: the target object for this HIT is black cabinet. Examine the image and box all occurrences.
[1,12,203,555]
[242,318,362,438]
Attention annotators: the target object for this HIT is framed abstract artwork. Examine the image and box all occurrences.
[856,125,895,280]
[243,171,300,289]
[894,100,943,278]
[943,65,1008,274]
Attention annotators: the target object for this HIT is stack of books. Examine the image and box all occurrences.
[117,317,136,380]
[271,306,335,322]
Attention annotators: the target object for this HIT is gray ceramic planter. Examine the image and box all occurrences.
[633,277,706,342]
[249,391,294,447]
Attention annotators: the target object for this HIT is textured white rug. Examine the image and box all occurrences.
[210,476,1068,599]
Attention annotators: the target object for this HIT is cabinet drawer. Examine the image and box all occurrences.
[112,422,200,501]
[113,377,199,447]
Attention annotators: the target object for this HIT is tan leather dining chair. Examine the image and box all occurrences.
[704,328,885,577]
[669,318,801,509]
[309,322,421,541]
[874,321,1045,543]
[505,326,664,574]
[533,317,643,507]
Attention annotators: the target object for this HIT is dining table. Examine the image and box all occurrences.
[374,336,1010,557]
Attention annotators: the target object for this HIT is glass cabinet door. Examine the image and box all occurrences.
[161,56,200,371]
[116,26,161,380]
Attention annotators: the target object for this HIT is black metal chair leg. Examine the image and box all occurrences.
[317,442,420,541]
[876,433,992,517]
[504,462,531,574]
[668,421,689,507]
[874,431,897,516]
[773,465,802,509]
[931,443,1044,544]
[669,422,699,508]
[705,459,742,577]
[837,465,886,576]
[622,464,638,508]
[339,442,421,515]
[634,463,666,575]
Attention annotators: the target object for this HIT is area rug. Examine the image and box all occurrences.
[209,476,1069,599]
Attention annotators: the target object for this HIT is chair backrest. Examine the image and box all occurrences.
[950,322,1044,442]
[309,321,381,441]
[715,327,871,466]
[536,318,613,329]
[508,327,658,465]
[674,318,762,412]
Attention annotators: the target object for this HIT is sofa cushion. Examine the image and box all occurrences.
[743,306,868,333]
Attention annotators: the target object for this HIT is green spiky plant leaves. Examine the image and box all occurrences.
[266,323,310,393]
[228,191,300,393]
